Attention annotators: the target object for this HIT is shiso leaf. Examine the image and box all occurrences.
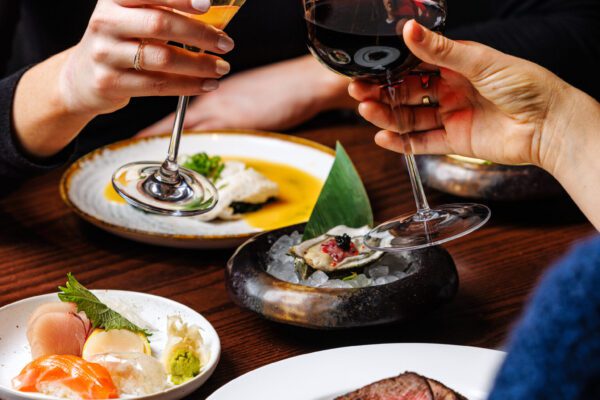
[58,273,151,337]
[302,142,373,240]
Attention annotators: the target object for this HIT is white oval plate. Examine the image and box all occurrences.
[61,130,335,249]
[208,343,505,400]
[0,291,220,400]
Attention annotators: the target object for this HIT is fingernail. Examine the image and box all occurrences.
[202,79,219,91]
[217,36,235,52]
[412,21,426,43]
[215,60,230,75]
[191,0,211,12]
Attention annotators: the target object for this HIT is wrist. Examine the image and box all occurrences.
[542,85,600,181]
[308,57,356,111]
[13,50,97,158]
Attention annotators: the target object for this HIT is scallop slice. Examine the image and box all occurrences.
[82,329,151,360]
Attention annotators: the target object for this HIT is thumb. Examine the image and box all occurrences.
[403,20,501,82]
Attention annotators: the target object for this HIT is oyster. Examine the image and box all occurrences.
[290,226,384,272]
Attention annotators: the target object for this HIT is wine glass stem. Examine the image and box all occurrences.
[158,95,189,184]
[385,84,432,220]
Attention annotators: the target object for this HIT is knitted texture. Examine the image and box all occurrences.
[488,235,600,399]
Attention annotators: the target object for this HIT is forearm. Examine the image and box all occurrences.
[547,87,600,230]
[298,55,356,111]
[12,48,96,158]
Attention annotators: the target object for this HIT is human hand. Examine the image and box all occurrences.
[349,20,573,173]
[58,0,235,116]
[137,55,354,135]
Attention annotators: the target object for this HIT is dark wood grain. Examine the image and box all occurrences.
[0,125,595,398]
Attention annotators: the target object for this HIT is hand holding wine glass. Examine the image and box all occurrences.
[304,0,489,250]
[349,20,571,170]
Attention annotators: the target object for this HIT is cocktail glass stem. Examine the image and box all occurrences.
[157,95,190,185]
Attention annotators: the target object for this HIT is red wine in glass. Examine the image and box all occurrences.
[306,0,446,84]
[304,0,490,251]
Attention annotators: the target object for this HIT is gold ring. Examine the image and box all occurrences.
[133,40,147,72]
[422,95,432,105]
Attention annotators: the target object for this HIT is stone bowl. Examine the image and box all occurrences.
[417,155,564,201]
[226,224,458,329]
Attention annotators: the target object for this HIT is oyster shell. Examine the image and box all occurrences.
[290,225,384,272]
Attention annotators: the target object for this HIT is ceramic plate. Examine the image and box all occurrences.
[0,291,220,400]
[61,130,335,249]
[208,343,505,400]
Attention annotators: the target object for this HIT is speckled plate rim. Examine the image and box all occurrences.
[60,129,335,244]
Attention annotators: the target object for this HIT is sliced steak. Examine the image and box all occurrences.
[336,372,434,400]
[425,377,468,400]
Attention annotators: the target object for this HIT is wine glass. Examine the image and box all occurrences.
[303,0,490,250]
[112,0,245,216]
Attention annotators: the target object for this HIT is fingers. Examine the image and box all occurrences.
[374,129,453,155]
[349,75,440,106]
[358,101,442,134]
[116,0,211,14]
[106,40,230,78]
[403,20,501,82]
[96,6,235,54]
[92,67,219,99]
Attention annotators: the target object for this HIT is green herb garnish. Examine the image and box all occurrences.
[342,272,358,281]
[182,152,225,182]
[58,273,151,337]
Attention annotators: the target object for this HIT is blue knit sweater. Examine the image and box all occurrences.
[488,236,600,399]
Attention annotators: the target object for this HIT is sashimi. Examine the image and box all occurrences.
[27,302,92,359]
[12,354,119,399]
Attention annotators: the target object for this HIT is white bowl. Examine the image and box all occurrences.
[0,290,220,400]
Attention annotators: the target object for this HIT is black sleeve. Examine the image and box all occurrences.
[446,0,600,100]
[0,4,75,194]
[0,67,76,194]
[0,0,19,76]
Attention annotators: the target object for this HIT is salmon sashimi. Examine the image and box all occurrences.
[12,355,119,399]
[27,302,92,359]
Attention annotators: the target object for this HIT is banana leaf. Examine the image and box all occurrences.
[302,142,373,240]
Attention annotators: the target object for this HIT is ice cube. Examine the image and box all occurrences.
[374,275,400,286]
[355,274,372,287]
[304,271,329,287]
[366,265,390,279]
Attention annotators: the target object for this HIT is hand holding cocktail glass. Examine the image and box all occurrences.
[110,0,245,215]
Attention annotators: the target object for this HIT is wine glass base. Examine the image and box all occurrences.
[365,203,491,251]
[112,162,218,217]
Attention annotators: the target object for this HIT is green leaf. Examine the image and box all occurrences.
[182,153,225,182]
[303,142,373,240]
[58,273,151,337]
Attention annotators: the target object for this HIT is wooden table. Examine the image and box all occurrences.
[0,124,595,398]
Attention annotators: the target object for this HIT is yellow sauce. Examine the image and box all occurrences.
[103,158,324,230]
[224,157,323,231]
[104,182,127,204]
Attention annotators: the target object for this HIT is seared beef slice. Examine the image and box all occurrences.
[336,372,467,400]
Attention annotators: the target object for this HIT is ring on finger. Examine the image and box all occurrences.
[133,39,147,72]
